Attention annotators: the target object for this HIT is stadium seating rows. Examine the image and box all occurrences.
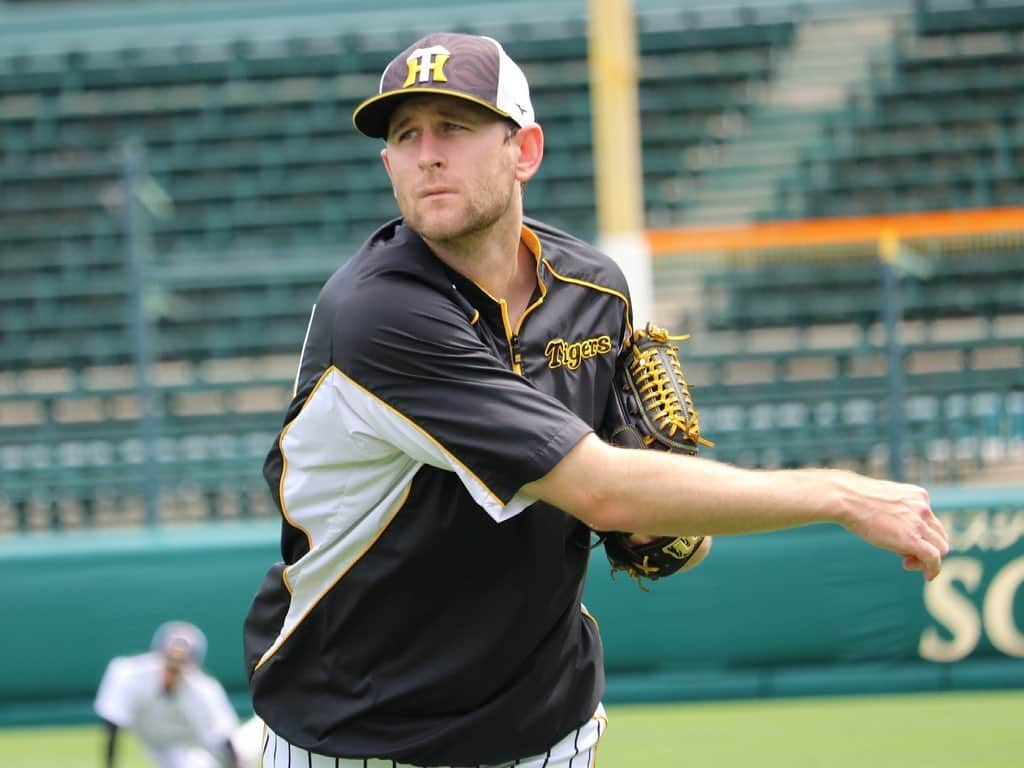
[3,0,1024,530]
[0,354,293,530]
[687,325,1024,480]
[776,2,1024,219]
[4,311,1023,531]
[694,248,1024,332]
[0,10,797,255]
[0,4,800,375]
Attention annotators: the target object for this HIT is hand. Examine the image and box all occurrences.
[832,472,949,580]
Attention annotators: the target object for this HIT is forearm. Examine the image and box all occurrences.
[525,433,947,580]
[529,434,841,536]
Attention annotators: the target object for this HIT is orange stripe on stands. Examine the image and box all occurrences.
[645,206,1024,255]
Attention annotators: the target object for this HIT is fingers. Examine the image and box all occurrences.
[916,495,950,581]
[911,486,948,548]
[904,503,950,581]
[627,533,656,545]
[904,537,944,581]
[924,508,950,557]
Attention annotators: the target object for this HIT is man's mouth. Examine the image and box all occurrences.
[420,187,454,198]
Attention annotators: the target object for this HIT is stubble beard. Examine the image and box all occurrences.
[404,175,518,248]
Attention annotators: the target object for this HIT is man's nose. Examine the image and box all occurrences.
[417,129,445,169]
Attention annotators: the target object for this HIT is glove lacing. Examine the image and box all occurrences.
[629,325,714,449]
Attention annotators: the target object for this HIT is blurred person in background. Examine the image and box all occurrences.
[95,620,262,768]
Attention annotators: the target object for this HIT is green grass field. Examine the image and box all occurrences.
[2,689,1021,767]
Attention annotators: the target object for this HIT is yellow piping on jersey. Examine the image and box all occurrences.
[279,359,521,560]
[256,479,413,672]
[464,227,549,374]
[276,368,349,553]
[498,299,518,373]
[521,225,543,261]
[542,259,634,339]
[328,366,512,510]
[470,309,480,325]
[503,226,549,373]
[458,225,548,312]
[260,364,524,670]
[516,224,548,334]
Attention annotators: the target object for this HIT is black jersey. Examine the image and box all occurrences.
[243,217,633,766]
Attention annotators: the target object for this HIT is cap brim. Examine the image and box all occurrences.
[352,88,514,139]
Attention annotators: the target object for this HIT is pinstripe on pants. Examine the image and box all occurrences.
[260,703,608,768]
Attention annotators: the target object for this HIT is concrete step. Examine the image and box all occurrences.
[770,85,851,109]
[688,185,777,209]
[678,8,900,226]
[680,197,767,223]
[741,116,823,139]
[724,138,810,162]
[697,163,795,185]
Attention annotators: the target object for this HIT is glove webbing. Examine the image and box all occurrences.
[629,327,714,449]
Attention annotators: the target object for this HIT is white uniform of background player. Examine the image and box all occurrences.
[95,621,264,768]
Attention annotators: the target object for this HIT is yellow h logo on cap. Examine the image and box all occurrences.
[403,46,451,87]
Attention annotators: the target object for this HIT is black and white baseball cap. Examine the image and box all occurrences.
[352,32,535,139]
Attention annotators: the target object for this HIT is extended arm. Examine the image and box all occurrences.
[523,434,949,580]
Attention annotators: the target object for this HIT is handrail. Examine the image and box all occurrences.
[646,205,1024,255]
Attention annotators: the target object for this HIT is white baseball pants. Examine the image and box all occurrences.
[259,703,608,768]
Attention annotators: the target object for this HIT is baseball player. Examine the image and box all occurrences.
[95,621,260,768]
[243,32,949,767]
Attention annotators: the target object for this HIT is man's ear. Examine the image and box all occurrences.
[514,123,544,184]
[380,147,397,198]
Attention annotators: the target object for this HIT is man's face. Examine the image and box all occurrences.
[381,95,521,244]
[161,661,184,694]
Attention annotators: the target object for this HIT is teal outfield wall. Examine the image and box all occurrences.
[0,522,275,725]
[1,486,1022,726]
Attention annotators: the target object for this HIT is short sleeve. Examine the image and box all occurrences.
[94,657,136,727]
[328,276,592,508]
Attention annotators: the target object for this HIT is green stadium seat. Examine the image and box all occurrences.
[915,0,1024,35]
[9,2,1021,522]
[0,1,800,268]
[779,4,1024,221]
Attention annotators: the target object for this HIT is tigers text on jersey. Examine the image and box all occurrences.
[243,217,633,766]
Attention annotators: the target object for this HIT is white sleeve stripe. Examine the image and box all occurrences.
[328,366,525,520]
[275,361,346,554]
[254,480,413,671]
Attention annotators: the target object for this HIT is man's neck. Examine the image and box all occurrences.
[424,214,536,324]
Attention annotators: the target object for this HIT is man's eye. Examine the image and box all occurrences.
[390,128,416,143]
[443,122,466,132]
